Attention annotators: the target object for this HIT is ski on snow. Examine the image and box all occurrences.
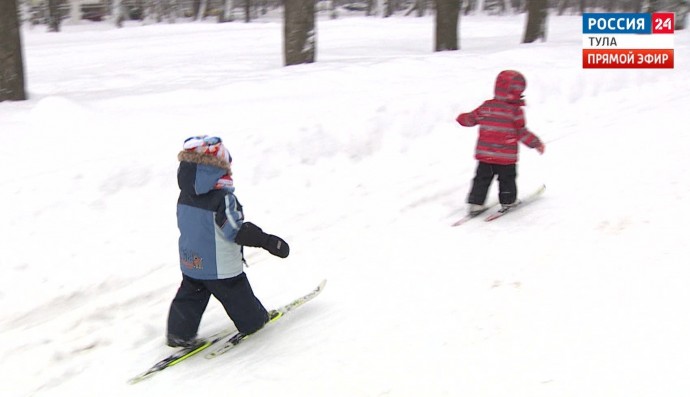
[451,201,498,226]
[128,328,234,384]
[206,279,327,358]
[484,184,546,222]
[451,184,546,226]
[128,279,326,384]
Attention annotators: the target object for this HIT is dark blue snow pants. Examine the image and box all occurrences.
[166,272,268,341]
[468,161,518,205]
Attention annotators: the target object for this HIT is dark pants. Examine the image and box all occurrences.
[467,162,517,205]
[167,272,268,341]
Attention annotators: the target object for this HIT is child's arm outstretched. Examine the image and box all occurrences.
[514,107,545,154]
[456,104,484,127]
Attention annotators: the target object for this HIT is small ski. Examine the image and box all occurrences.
[128,279,326,383]
[451,208,488,227]
[206,279,327,359]
[484,184,546,222]
[128,327,235,384]
[451,201,498,226]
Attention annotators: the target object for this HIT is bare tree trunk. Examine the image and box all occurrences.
[197,0,208,20]
[415,0,427,16]
[114,0,125,27]
[155,0,181,23]
[464,0,473,15]
[557,0,569,15]
[47,0,62,32]
[329,0,337,19]
[435,0,460,51]
[0,0,27,101]
[404,0,425,16]
[191,0,200,20]
[374,0,384,16]
[284,0,316,66]
[385,0,394,17]
[220,0,234,22]
[522,0,547,43]
[148,0,161,23]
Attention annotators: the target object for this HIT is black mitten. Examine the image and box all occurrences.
[264,235,289,258]
[235,222,267,247]
[235,222,290,258]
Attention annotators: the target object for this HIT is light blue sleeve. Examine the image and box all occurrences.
[217,192,244,241]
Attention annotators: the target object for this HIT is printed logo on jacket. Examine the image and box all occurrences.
[181,249,204,270]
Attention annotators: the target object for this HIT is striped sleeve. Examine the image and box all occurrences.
[457,104,484,127]
[215,193,244,241]
[514,107,542,148]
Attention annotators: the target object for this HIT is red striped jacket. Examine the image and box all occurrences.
[456,70,542,165]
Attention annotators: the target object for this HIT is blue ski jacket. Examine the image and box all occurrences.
[176,151,244,280]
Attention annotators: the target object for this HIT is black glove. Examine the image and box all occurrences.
[235,222,290,258]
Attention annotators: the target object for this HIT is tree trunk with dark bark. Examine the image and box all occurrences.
[435,0,460,51]
[522,0,548,43]
[47,0,62,32]
[0,0,27,101]
[284,0,316,66]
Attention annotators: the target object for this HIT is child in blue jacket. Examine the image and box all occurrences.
[166,135,289,347]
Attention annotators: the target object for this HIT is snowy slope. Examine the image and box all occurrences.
[1,14,689,397]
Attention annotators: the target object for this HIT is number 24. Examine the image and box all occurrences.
[655,18,672,30]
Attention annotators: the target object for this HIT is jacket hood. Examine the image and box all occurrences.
[177,151,233,195]
[494,70,526,104]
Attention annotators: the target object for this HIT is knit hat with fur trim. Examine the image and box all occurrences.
[178,135,232,174]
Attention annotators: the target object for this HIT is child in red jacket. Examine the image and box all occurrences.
[456,70,545,215]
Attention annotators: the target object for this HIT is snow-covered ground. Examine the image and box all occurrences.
[1,12,689,397]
